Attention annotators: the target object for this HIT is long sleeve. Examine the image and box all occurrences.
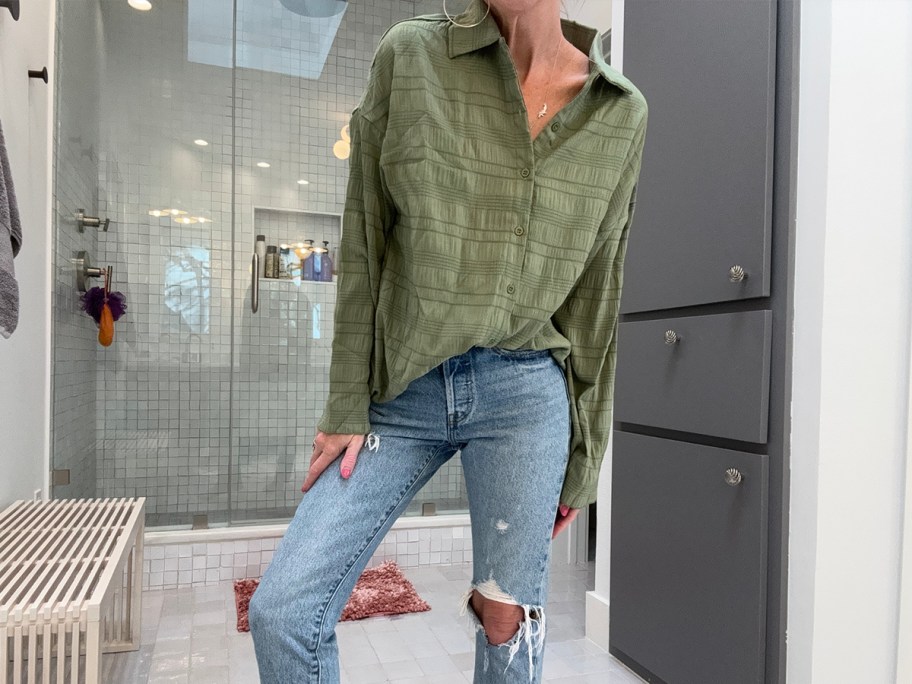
[552,112,648,509]
[316,70,396,435]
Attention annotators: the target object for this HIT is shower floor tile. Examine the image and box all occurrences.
[104,559,645,683]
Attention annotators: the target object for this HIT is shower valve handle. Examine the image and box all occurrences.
[76,209,111,233]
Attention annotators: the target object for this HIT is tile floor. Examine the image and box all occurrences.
[105,559,645,683]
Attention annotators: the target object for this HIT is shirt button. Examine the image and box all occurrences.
[507,284,515,294]
[551,123,560,132]
[513,226,524,236]
[520,167,531,178]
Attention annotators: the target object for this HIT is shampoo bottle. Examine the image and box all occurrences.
[302,240,316,281]
[320,241,333,282]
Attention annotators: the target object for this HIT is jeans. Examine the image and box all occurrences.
[248,345,572,683]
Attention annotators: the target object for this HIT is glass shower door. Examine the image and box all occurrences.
[228,0,468,524]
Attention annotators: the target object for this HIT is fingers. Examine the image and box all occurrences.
[339,441,360,479]
[301,447,338,493]
[301,433,365,493]
[552,506,579,539]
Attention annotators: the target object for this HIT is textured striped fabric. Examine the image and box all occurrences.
[316,1,648,508]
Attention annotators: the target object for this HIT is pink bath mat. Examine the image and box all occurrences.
[233,559,430,632]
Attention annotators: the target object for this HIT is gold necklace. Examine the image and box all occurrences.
[537,40,564,118]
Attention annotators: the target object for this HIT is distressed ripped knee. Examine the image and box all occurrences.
[458,578,547,678]
[473,593,524,645]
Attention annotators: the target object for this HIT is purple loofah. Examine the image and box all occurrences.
[106,290,127,321]
[80,286,127,323]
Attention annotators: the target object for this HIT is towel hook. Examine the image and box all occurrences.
[28,67,48,84]
[0,1,19,21]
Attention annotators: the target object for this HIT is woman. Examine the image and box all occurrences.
[248,0,647,681]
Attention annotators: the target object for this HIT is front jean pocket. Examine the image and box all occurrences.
[491,346,552,361]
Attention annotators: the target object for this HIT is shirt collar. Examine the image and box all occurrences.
[446,0,634,95]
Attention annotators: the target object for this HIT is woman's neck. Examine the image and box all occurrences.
[488,1,566,81]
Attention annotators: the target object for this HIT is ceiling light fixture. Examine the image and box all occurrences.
[297,179,309,185]
[128,0,152,11]
[194,139,209,146]
[257,162,271,168]
[333,140,350,160]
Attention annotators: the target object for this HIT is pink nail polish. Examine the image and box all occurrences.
[341,467,351,479]
[559,504,570,516]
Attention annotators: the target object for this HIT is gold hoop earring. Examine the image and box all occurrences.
[443,0,491,28]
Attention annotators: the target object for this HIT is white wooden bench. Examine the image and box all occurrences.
[0,498,145,684]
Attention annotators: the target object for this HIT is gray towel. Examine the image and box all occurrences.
[0,117,22,339]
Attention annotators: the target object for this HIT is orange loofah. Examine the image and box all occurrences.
[98,302,114,346]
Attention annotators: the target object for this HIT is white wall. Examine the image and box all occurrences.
[0,0,53,506]
[562,0,611,33]
[788,1,912,682]
[560,0,616,650]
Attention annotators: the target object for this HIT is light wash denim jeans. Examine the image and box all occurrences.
[249,345,571,683]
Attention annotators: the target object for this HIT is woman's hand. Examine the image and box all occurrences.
[301,431,366,493]
[552,503,580,539]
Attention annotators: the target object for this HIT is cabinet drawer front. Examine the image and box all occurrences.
[614,310,772,443]
[620,0,775,313]
[610,431,769,684]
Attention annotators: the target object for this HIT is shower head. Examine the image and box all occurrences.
[279,0,346,18]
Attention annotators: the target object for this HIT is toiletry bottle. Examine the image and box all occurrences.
[265,245,278,278]
[313,242,323,281]
[278,246,291,279]
[255,235,266,279]
[302,240,316,281]
[320,241,333,282]
[330,244,338,278]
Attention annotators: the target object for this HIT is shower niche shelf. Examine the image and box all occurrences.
[252,206,341,283]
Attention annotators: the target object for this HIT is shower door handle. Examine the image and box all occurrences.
[251,253,259,314]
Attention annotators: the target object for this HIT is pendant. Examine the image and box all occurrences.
[538,102,548,118]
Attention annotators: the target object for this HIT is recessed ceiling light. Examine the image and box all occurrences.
[297,179,309,185]
[173,216,198,225]
[194,139,209,146]
[148,209,164,217]
[128,0,152,11]
[257,162,270,168]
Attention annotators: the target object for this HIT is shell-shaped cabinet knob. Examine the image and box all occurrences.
[724,468,743,486]
[729,265,747,282]
[664,330,681,345]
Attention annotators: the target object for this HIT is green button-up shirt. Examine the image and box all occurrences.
[316,3,648,509]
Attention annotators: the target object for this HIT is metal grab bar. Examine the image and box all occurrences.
[251,253,259,313]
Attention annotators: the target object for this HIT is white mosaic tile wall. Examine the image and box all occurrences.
[143,523,473,591]
[48,0,466,525]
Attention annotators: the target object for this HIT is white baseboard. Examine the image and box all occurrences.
[585,590,610,651]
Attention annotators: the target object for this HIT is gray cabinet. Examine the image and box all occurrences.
[614,311,772,443]
[609,0,796,682]
[611,432,769,684]
[620,0,776,314]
